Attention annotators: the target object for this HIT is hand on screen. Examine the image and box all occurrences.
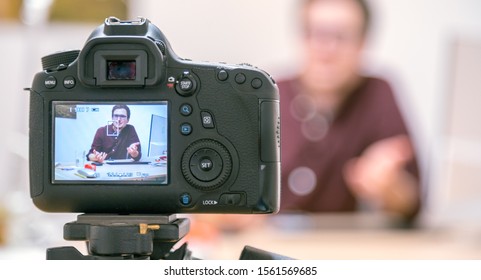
[89,149,108,163]
[127,142,140,158]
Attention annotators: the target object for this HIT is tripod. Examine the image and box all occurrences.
[46,214,292,260]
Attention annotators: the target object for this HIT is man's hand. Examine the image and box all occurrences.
[127,142,140,159]
[343,135,418,215]
[88,149,108,163]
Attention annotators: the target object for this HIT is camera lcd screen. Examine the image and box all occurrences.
[52,102,168,184]
[107,60,136,80]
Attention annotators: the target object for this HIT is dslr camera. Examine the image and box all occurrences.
[28,17,280,215]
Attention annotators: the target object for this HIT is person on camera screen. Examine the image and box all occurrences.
[86,104,141,163]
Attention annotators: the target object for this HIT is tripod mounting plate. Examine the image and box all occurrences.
[47,214,191,260]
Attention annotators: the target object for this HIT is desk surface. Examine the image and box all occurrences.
[55,160,167,181]
[185,214,481,260]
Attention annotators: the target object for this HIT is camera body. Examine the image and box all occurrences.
[29,17,280,214]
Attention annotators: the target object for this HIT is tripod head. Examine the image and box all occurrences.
[47,214,192,260]
[47,214,293,260]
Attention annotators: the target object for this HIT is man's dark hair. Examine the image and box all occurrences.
[302,0,372,36]
[111,104,131,120]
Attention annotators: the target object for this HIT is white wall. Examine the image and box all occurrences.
[129,0,301,75]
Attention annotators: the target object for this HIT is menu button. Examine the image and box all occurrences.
[44,76,57,89]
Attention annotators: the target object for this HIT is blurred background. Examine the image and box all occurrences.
[0,0,480,259]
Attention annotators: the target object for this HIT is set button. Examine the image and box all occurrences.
[200,158,214,171]
[190,148,223,182]
[181,139,232,190]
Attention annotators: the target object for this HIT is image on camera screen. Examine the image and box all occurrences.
[52,102,168,183]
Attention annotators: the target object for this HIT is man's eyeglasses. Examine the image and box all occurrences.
[112,114,128,119]
[305,27,363,45]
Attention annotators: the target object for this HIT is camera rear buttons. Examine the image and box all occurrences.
[180,123,192,135]
[251,78,263,89]
[190,148,223,182]
[181,139,232,191]
[234,73,264,89]
[235,73,246,84]
[44,76,57,89]
[179,193,192,206]
[180,104,193,116]
[175,71,197,96]
[217,70,229,81]
[63,76,76,89]
[201,111,215,128]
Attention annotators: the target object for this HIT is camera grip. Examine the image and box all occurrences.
[260,100,280,163]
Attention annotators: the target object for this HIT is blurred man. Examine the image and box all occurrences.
[280,0,421,221]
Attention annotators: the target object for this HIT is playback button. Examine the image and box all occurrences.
[180,123,192,135]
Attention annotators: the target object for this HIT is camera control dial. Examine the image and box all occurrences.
[182,139,232,191]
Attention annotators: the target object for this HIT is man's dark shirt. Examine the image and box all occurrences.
[87,124,141,161]
[279,76,420,216]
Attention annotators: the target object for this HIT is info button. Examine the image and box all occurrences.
[63,76,76,89]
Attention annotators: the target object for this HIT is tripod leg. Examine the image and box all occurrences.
[239,245,294,260]
[47,246,94,260]
[151,241,194,260]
